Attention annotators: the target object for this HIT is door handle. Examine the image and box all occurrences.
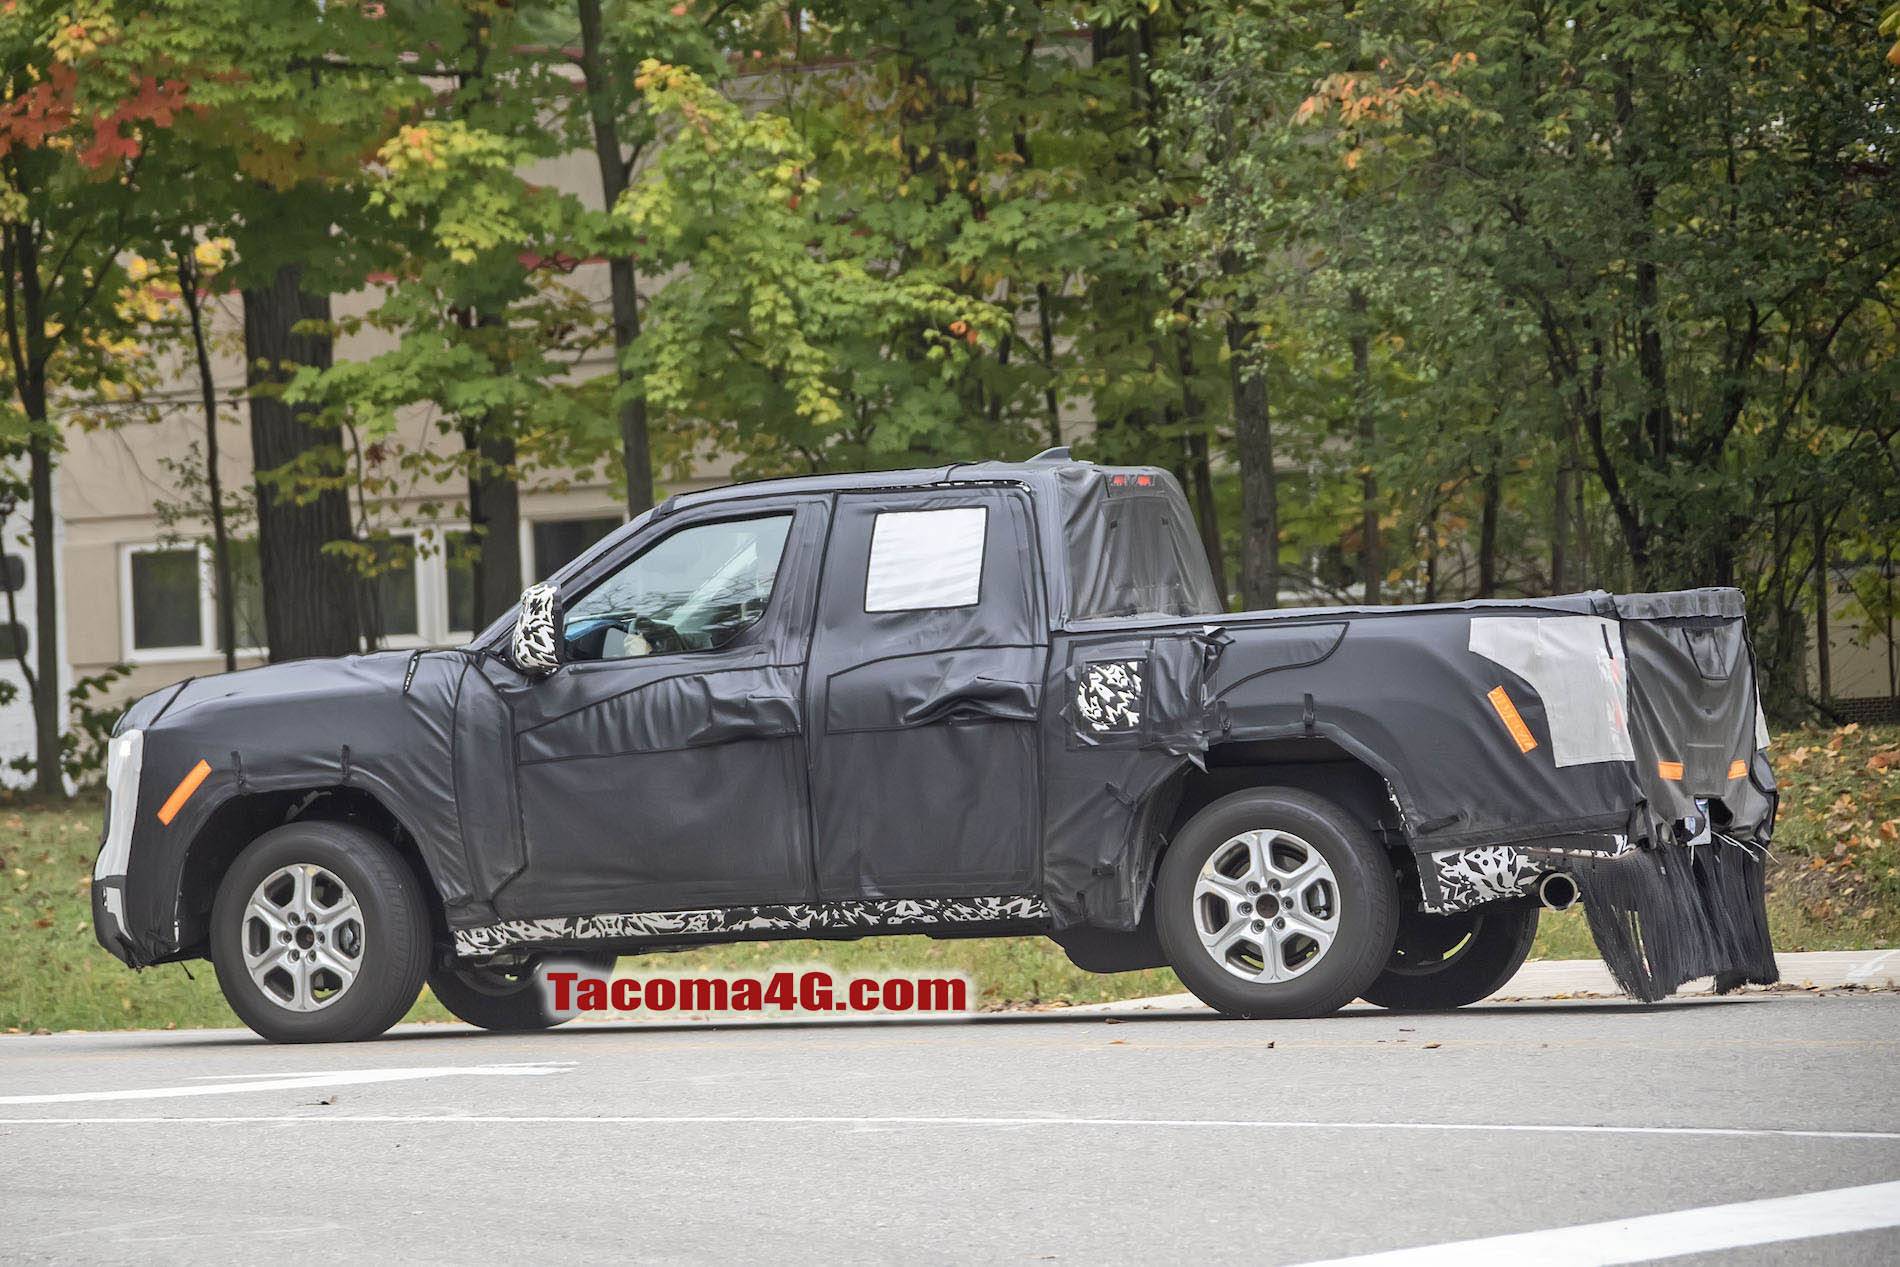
[905,675,1038,726]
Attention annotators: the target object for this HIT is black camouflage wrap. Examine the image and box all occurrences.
[95,459,1775,1002]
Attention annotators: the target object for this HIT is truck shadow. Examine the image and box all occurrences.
[134,992,1772,1049]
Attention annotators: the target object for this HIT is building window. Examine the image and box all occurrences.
[362,535,421,642]
[357,526,482,648]
[128,547,205,651]
[116,516,629,660]
[121,541,270,661]
[219,539,268,651]
[530,516,620,582]
[445,530,477,636]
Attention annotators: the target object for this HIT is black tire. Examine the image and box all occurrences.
[1156,787,1398,1019]
[429,951,620,1032]
[210,821,432,1044]
[1360,901,1540,1011]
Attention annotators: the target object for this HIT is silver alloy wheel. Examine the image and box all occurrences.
[242,863,366,1012]
[1192,829,1341,983]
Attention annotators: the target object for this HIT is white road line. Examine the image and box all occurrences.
[0,1114,1895,1141]
[1294,1179,1900,1265]
[0,1062,573,1105]
[1847,949,1900,982]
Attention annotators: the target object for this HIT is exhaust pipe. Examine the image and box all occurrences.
[1537,872,1580,912]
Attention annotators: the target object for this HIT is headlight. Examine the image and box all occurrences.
[95,728,145,889]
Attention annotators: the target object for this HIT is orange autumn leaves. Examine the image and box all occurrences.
[1293,50,1479,171]
[0,62,197,169]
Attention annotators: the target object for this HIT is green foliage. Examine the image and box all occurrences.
[57,664,132,786]
[1165,0,1900,694]
[4,0,1897,759]
[620,58,1006,470]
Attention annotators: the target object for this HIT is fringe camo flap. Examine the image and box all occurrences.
[1571,834,1778,1003]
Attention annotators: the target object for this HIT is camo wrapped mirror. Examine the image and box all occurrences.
[510,582,565,676]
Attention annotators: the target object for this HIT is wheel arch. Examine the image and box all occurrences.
[1174,738,1408,846]
[1060,739,1416,975]
[172,786,447,958]
[1162,737,1417,912]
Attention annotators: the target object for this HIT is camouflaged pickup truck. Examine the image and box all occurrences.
[95,452,1777,1042]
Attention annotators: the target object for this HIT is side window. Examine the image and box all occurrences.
[562,514,793,661]
[864,507,987,612]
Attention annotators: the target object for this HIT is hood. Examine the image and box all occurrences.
[121,651,425,733]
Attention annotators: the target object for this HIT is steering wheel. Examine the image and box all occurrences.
[631,614,687,655]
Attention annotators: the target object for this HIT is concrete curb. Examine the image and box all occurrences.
[1060,947,1900,1015]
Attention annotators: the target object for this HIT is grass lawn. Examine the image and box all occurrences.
[4,722,1896,1032]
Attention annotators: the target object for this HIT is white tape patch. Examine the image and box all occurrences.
[0,1062,573,1105]
[1293,1179,1900,1265]
[1469,615,1634,766]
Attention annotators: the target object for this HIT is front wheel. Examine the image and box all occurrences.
[209,821,433,1044]
[429,952,620,1032]
[1156,787,1398,1019]
[1360,901,1539,1011]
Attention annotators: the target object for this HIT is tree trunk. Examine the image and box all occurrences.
[178,247,236,672]
[465,312,522,624]
[606,258,651,516]
[1349,286,1379,602]
[1886,540,1896,703]
[1036,281,1062,450]
[465,421,522,624]
[1478,444,1502,598]
[1176,331,1226,606]
[5,221,66,795]
[1618,70,1671,472]
[1572,444,1590,586]
[242,264,359,661]
[577,0,654,516]
[1228,314,1278,610]
[26,427,60,794]
[1551,417,1573,592]
[1813,503,1830,704]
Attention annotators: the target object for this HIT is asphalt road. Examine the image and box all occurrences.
[2,993,1898,1264]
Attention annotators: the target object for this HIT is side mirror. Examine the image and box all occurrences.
[510,582,565,676]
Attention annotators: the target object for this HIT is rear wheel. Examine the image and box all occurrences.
[1360,901,1539,1011]
[209,821,432,1044]
[429,951,620,1031]
[1156,787,1398,1019]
